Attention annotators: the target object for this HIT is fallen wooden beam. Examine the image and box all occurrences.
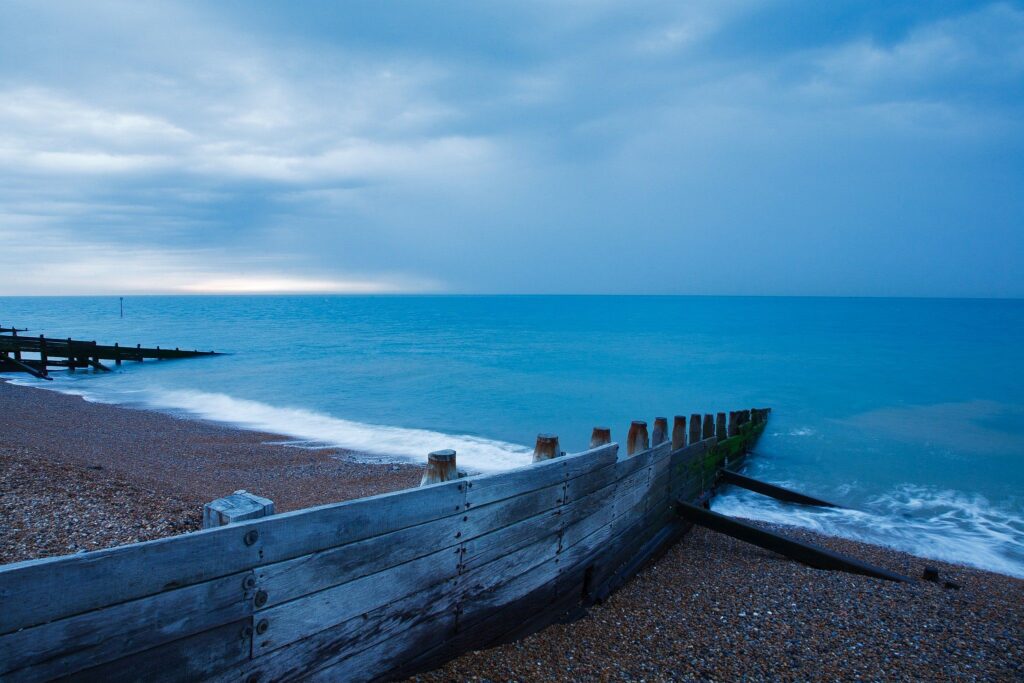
[0,356,51,380]
[675,500,910,582]
[720,469,841,508]
[87,358,112,372]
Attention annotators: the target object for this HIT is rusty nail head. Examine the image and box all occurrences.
[246,674,260,683]
[256,619,270,635]
[244,529,259,546]
[241,625,254,638]
[242,575,256,590]
[254,590,269,608]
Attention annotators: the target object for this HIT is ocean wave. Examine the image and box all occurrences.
[5,375,533,473]
[713,484,1024,578]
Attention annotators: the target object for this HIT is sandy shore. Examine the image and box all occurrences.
[2,380,1022,680]
[0,380,419,563]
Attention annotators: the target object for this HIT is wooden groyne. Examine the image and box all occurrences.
[0,409,772,682]
[0,325,219,379]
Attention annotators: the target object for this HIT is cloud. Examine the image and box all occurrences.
[0,0,1021,296]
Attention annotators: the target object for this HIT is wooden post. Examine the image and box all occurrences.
[202,490,275,529]
[137,343,142,362]
[12,329,20,361]
[716,412,727,441]
[67,338,75,373]
[114,342,122,366]
[589,427,611,448]
[38,335,48,375]
[626,421,649,456]
[702,414,714,440]
[420,449,458,485]
[652,417,668,445]
[727,411,739,437]
[689,414,702,444]
[533,434,561,463]
[671,416,687,450]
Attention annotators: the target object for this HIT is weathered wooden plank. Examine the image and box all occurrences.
[613,441,668,479]
[558,482,617,551]
[588,502,670,600]
[460,506,561,573]
[612,466,652,522]
[224,524,566,683]
[0,479,465,635]
[457,554,560,630]
[304,604,456,683]
[461,475,617,573]
[463,482,564,538]
[445,572,561,659]
[56,619,252,683]
[0,570,253,681]
[555,500,616,573]
[458,534,561,618]
[563,459,618,503]
[209,579,458,683]
[254,514,465,610]
[253,547,459,656]
[255,479,567,615]
[463,443,616,508]
[584,448,703,601]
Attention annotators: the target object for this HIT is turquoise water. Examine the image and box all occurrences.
[2,295,1022,577]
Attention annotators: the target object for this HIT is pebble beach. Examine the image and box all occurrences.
[1,380,1021,681]
[0,380,419,563]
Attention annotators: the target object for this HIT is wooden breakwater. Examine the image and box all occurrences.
[0,326,219,379]
[0,409,770,682]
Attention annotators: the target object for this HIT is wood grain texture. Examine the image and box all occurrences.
[253,547,459,655]
[0,570,254,681]
[55,620,252,683]
[0,479,465,635]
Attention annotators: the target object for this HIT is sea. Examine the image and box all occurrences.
[1,295,1022,578]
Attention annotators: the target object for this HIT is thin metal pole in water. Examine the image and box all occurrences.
[120,297,124,319]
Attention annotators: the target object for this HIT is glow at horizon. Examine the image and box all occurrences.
[0,1,1022,297]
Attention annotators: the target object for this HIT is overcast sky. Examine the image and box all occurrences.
[1,1,1022,296]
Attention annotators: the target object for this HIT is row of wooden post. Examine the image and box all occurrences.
[4,334,149,375]
[419,408,770,486]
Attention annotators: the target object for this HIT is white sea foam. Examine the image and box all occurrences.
[5,376,533,473]
[714,484,1024,578]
